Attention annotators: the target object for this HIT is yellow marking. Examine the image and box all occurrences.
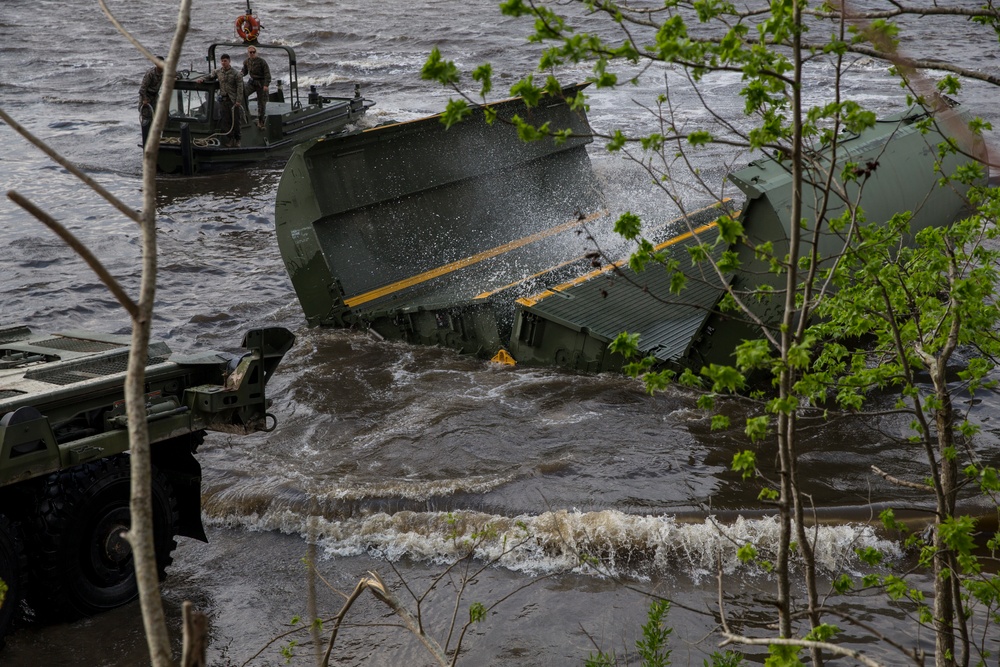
[472,256,583,300]
[516,207,736,308]
[343,210,607,308]
[475,200,734,302]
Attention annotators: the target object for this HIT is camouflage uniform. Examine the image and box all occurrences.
[241,55,272,126]
[138,66,163,135]
[203,64,244,146]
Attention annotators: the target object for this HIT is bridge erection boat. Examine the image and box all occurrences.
[153,8,374,174]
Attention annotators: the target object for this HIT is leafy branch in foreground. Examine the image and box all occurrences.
[422,0,1000,666]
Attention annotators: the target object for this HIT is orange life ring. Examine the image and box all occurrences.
[235,14,261,42]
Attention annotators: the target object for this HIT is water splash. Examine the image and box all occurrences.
[204,506,902,581]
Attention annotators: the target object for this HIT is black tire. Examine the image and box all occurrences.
[25,454,179,619]
[0,513,25,644]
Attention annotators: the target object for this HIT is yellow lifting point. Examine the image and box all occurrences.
[490,349,516,366]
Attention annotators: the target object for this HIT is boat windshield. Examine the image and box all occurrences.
[168,87,211,122]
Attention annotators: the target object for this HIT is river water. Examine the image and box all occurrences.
[2,1,999,665]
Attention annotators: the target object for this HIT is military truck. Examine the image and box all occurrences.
[0,326,294,640]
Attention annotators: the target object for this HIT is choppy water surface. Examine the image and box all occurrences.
[2,0,999,665]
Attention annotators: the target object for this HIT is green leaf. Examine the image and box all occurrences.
[421,47,460,85]
[615,211,643,240]
[732,450,756,479]
[440,98,471,129]
[469,601,487,623]
[472,63,493,96]
[744,415,769,443]
[764,643,804,667]
[855,546,883,566]
[702,363,746,392]
[688,130,713,146]
[832,574,854,594]
[716,215,744,245]
[804,623,840,642]
[711,414,730,430]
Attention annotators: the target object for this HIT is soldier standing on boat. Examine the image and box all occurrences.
[241,46,271,130]
[138,57,164,147]
[197,54,244,147]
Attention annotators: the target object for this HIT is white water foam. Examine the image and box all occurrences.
[204,507,903,581]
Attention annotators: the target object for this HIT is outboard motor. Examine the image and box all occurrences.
[308,85,319,105]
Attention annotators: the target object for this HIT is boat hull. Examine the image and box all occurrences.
[157,95,371,174]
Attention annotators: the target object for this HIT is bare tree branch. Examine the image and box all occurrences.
[872,465,935,492]
[721,632,889,667]
[116,0,192,664]
[321,577,376,667]
[0,108,142,225]
[363,571,451,666]
[5,190,139,318]
[98,0,165,68]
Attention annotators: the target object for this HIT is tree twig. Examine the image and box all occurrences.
[0,108,142,225]
[720,632,887,667]
[321,577,379,667]
[6,190,139,318]
[364,571,450,666]
[872,466,934,492]
[97,0,164,68]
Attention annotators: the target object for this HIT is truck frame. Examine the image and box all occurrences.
[0,326,294,639]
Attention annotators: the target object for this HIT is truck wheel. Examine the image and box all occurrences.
[26,455,179,619]
[0,514,25,644]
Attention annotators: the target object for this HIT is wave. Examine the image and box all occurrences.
[204,506,903,581]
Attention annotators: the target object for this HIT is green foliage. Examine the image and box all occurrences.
[743,415,769,443]
[764,643,804,667]
[636,600,673,667]
[688,130,713,147]
[737,543,757,563]
[421,47,459,86]
[280,639,298,664]
[707,650,744,667]
[731,450,756,480]
[701,364,745,393]
[586,600,674,667]
[441,98,472,129]
[586,652,616,667]
[711,413,730,430]
[804,623,840,642]
[472,63,493,97]
[469,601,487,623]
[855,546,883,567]
[614,211,643,240]
[510,76,543,106]
[757,487,778,501]
[939,516,980,574]
[445,511,460,543]
[879,508,909,536]
[610,332,641,361]
[832,573,854,594]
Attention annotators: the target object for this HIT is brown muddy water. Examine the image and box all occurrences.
[2,0,1000,664]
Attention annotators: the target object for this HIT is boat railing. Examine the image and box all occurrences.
[207,42,301,109]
